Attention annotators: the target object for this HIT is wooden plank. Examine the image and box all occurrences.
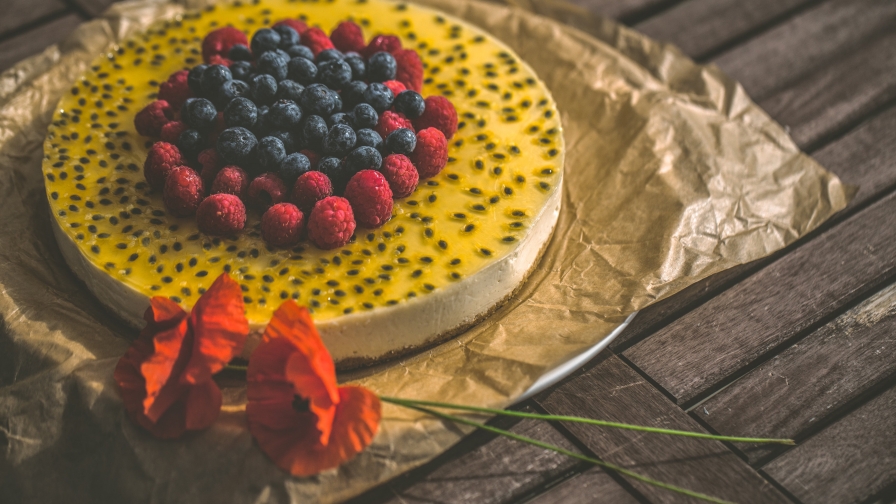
[635,0,814,60]
[0,14,83,74]
[69,0,117,17]
[0,0,67,39]
[526,467,641,504]
[536,353,790,503]
[564,0,673,22]
[711,0,896,102]
[698,281,896,463]
[762,383,896,503]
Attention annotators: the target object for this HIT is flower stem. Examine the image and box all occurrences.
[388,400,735,504]
[380,396,794,445]
[223,363,248,372]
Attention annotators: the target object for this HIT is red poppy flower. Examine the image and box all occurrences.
[114,273,248,438]
[247,301,381,476]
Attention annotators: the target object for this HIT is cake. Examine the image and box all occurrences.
[42,0,564,368]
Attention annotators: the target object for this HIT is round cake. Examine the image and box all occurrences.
[42,0,564,368]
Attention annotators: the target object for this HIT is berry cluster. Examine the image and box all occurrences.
[135,19,458,250]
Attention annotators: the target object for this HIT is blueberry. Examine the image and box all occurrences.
[257,49,289,82]
[215,79,250,108]
[352,103,378,129]
[269,99,303,129]
[228,44,252,61]
[317,156,348,193]
[279,152,311,185]
[300,83,336,116]
[317,59,352,90]
[342,81,368,109]
[286,44,314,61]
[251,28,281,55]
[273,25,300,49]
[201,64,232,97]
[367,51,397,82]
[268,130,298,153]
[253,106,270,136]
[363,82,394,113]
[217,127,258,167]
[316,49,345,63]
[393,90,426,119]
[275,80,305,102]
[343,54,366,80]
[229,60,253,82]
[301,115,328,150]
[327,112,354,129]
[250,74,278,105]
[178,129,205,163]
[287,57,318,85]
[325,124,356,157]
[184,98,217,131]
[344,146,383,174]
[258,136,287,172]
[188,64,208,95]
[330,89,343,113]
[355,128,383,150]
[224,96,257,129]
[385,128,416,155]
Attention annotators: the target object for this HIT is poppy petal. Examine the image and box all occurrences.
[184,379,222,430]
[183,274,248,385]
[138,298,190,421]
[272,302,339,404]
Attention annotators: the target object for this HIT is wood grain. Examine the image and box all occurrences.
[69,0,118,17]
[526,467,641,504]
[0,14,83,74]
[537,354,789,503]
[0,0,67,39]
[762,384,896,503]
[564,0,673,22]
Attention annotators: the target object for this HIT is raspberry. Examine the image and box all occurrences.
[134,100,172,137]
[291,170,333,210]
[410,128,448,179]
[163,166,204,217]
[247,173,288,210]
[274,19,309,35]
[211,165,249,199]
[382,80,407,97]
[144,141,184,190]
[380,154,418,198]
[330,21,365,53]
[202,26,248,63]
[375,110,414,139]
[207,54,233,68]
[362,34,401,58]
[413,95,457,140]
[299,149,321,170]
[158,70,191,110]
[300,27,335,56]
[393,49,423,93]
[197,148,223,189]
[261,203,305,248]
[159,121,188,144]
[307,196,356,249]
[196,193,246,236]
[344,170,393,229]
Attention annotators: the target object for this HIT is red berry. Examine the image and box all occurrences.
[300,27,335,56]
[163,166,204,217]
[144,141,184,191]
[196,193,246,236]
[299,149,321,169]
[393,49,423,93]
[261,203,305,248]
[248,173,288,210]
[362,34,401,58]
[211,166,249,199]
[207,54,233,68]
[380,154,418,198]
[375,110,414,139]
[158,70,191,109]
[413,95,458,140]
[202,26,248,63]
[410,128,448,179]
[197,148,223,190]
[134,100,172,137]
[274,19,309,35]
[382,80,407,97]
[159,120,188,144]
[330,21,365,53]
[344,170,393,229]
[307,196,356,250]
[291,171,333,211]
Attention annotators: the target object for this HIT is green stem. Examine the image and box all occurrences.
[390,400,735,504]
[223,363,248,372]
[381,396,794,445]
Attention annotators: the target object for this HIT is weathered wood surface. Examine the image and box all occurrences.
[0,14,84,74]
[525,467,641,504]
[0,0,68,39]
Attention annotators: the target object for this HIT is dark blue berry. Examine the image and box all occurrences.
[217,127,258,167]
[355,128,383,150]
[325,124,356,157]
[330,89,343,113]
[279,152,311,185]
[269,99,303,129]
[273,25,300,49]
[224,97,257,129]
[363,82,394,113]
[317,156,348,193]
[342,81,368,109]
[275,80,305,102]
[178,129,205,163]
[214,79,250,108]
[327,112,354,129]
[258,136,287,172]
[344,146,383,174]
[228,44,252,61]
[393,90,426,119]
[300,83,336,116]
[268,130,298,153]
[184,98,217,131]
[287,57,318,85]
[367,51,397,82]
[253,105,270,137]
[385,128,416,155]
[316,49,345,63]
[250,74,278,106]
[343,54,366,80]
[250,28,281,55]
[317,59,352,90]
[229,60,253,82]
[301,115,328,150]
[188,64,208,95]
[200,65,232,97]
[352,103,378,129]
[285,44,314,61]
[257,49,289,82]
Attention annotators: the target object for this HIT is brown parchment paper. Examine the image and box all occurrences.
[0,0,851,502]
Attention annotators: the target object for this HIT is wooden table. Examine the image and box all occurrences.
[5,0,895,502]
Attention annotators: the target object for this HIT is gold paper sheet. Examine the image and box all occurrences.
[0,0,850,502]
